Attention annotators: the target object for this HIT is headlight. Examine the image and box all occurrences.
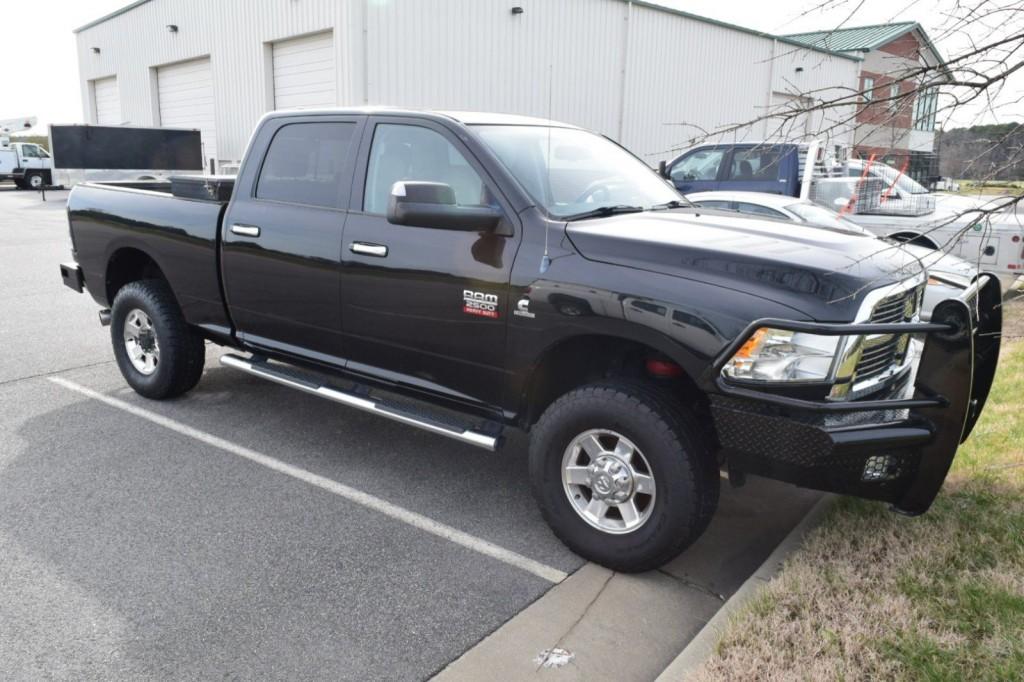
[722,328,841,382]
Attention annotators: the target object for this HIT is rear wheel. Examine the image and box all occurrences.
[110,279,205,399]
[529,382,718,572]
[26,172,44,190]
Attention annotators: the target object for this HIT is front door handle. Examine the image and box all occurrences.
[231,224,261,238]
[350,242,388,257]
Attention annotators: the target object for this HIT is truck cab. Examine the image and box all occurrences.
[665,143,801,195]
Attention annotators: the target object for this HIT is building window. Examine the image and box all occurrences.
[861,77,874,103]
[889,83,901,113]
[912,87,939,131]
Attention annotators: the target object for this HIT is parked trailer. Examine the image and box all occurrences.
[48,125,204,188]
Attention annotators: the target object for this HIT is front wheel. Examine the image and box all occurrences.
[529,382,718,572]
[111,279,206,399]
[26,172,45,190]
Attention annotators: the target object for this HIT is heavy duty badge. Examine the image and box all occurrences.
[463,290,499,318]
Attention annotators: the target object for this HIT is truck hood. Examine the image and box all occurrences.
[565,208,926,321]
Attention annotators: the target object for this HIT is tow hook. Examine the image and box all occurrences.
[98,309,111,327]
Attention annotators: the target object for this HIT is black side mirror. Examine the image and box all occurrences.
[658,160,669,179]
[387,181,502,232]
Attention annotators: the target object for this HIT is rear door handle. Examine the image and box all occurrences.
[350,242,388,257]
[231,224,261,237]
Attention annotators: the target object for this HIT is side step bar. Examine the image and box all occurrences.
[219,354,500,451]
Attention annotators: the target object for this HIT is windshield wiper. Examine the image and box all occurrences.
[563,205,644,221]
[649,200,690,210]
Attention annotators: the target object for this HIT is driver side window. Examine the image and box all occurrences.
[670,149,725,182]
[363,124,486,214]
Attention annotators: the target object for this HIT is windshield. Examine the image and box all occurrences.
[847,161,929,195]
[473,125,681,218]
[786,202,871,235]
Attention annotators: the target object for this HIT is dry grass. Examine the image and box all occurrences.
[946,180,1024,197]
[692,338,1024,682]
[1004,291,1024,341]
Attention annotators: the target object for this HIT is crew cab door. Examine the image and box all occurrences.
[720,145,792,195]
[666,146,727,193]
[221,115,365,363]
[339,117,519,407]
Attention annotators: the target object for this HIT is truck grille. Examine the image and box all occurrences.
[853,285,923,383]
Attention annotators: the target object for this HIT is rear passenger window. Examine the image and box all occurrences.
[256,122,356,208]
[726,148,785,181]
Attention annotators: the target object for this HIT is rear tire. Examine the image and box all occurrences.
[26,172,44,190]
[110,279,206,399]
[529,381,718,572]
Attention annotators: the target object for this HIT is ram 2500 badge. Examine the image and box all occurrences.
[60,109,1001,572]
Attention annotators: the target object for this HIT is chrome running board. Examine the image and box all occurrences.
[219,354,500,451]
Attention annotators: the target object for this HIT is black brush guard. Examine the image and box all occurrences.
[708,274,1002,515]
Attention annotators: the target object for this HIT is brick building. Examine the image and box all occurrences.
[783,22,948,184]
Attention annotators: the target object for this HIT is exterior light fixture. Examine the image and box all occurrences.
[511,7,524,14]
[167,24,178,33]
[91,47,101,54]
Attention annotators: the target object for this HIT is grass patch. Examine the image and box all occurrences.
[695,340,1024,681]
[944,179,1024,196]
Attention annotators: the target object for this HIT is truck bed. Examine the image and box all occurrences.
[67,181,233,338]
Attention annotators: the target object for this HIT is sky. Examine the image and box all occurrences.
[1,0,1019,132]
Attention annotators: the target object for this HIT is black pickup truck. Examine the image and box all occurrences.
[60,109,1001,572]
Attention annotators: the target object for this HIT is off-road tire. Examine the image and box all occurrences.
[111,279,205,399]
[529,381,719,572]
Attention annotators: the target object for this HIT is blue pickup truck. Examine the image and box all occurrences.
[661,143,808,196]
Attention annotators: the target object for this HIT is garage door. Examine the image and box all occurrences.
[158,57,217,170]
[273,32,336,110]
[93,77,121,125]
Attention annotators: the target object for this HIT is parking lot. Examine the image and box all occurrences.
[0,186,821,680]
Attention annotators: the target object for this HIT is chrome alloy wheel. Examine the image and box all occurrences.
[561,429,656,534]
[123,308,160,375]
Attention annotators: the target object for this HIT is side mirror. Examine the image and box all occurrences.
[658,160,669,179]
[387,181,503,232]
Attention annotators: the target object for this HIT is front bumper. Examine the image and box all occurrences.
[712,274,1002,515]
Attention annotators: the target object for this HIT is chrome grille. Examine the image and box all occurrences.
[853,285,923,383]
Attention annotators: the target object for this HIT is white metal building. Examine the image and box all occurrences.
[74,0,861,172]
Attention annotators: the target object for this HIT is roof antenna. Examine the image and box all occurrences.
[540,63,553,274]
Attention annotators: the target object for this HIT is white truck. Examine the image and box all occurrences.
[1,117,54,189]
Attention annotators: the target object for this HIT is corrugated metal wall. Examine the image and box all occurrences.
[75,0,859,166]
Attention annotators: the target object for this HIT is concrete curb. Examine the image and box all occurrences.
[655,494,836,681]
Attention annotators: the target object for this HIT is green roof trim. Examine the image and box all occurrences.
[74,0,153,33]
[783,21,945,67]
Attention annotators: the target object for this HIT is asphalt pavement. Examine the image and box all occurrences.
[0,185,819,680]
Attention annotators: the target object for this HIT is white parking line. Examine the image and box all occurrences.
[49,376,568,584]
